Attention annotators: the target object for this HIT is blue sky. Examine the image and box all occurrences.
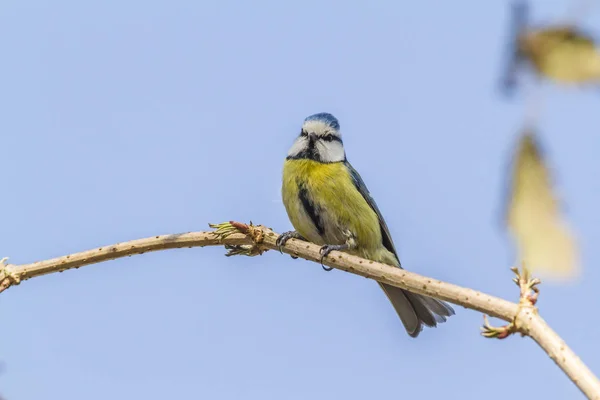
[2,0,600,399]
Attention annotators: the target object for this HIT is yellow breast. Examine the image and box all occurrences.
[281,159,384,255]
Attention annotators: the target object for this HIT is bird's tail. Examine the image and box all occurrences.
[378,282,454,337]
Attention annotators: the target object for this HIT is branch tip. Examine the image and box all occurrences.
[513,263,541,307]
[482,264,540,340]
[210,221,268,257]
[208,221,242,239]
[230,221,251,233]
[0,257,20,293]
[481,314,517,339]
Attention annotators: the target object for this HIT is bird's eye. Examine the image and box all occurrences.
[322,134,334,141]
[300,130,308,137]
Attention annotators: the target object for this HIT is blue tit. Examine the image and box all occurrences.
[277,112,454,337]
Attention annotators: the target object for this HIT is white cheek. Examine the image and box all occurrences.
[287,137,308,157]
[316,141,345,163]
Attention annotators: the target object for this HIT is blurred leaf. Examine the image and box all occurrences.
[501,0,600,91]
[505,129,580,281]
[501,0,530,96]
[520,25,600,84]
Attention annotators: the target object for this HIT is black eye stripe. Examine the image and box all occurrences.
[321,134,342,143]
[298,131,342,143]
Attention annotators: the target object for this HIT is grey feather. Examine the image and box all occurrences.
[378,283,421,337]
[345,162,400,264]
[345,161,455,337]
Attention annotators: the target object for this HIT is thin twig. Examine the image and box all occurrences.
[0,225,516,318]
[0,221,598,399]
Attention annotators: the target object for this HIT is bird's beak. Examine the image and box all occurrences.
[307,132,317,142]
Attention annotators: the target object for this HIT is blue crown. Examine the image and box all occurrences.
[304,112,340,130]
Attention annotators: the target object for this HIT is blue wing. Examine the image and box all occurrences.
[344,161,401,267]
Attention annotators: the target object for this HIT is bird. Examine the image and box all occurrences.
[276,112,454,337]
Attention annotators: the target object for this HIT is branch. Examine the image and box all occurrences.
[1,221,598,399]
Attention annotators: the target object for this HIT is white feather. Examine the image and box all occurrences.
[286,119,345,162]
[315,140,345,163]
[287,137,309,157]
[302,120,342,138]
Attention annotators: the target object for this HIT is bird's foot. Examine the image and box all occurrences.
[319,244,349,271]
[319,231,357,271]
[276,231,305,254]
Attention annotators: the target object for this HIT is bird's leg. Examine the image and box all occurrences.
[276,231,306,255]
[319,230,357,271]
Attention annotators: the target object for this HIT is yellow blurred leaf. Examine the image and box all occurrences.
[505,130,580,281]
[501,0,600,91]
[519,26,600,84]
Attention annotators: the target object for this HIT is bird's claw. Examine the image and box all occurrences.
[319,244,348,271]
[276,231,304,254]
[319,246,334,271]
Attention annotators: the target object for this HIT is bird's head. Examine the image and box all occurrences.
[286,112,346,163]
